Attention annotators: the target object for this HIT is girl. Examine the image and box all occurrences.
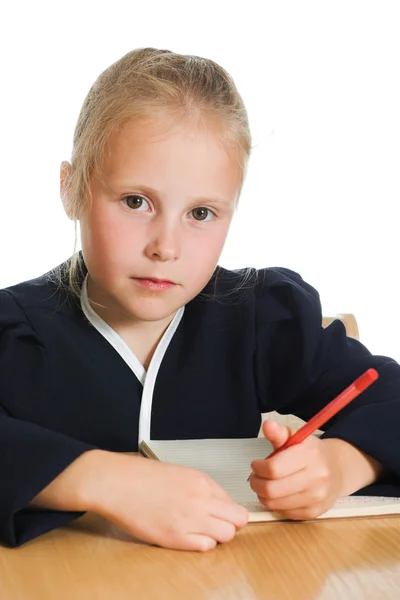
[0,48,399,552]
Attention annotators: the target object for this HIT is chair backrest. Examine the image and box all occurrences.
[322,313,359,340]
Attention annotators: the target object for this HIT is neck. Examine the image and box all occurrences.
[85,277,178,368]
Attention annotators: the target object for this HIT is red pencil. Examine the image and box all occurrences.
[248,368,379,480]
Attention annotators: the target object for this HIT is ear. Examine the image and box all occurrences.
[60,161,74,220]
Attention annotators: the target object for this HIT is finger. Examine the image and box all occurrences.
[258,486,328,513]
[271,503,329,522]
[200,518,237,544]
[251,444,309,479]
[179,534,218,552]
[262,419,293,452]
[210,499,249,530]
[250,468,309,500]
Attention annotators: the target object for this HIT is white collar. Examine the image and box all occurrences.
[80,276,185,443]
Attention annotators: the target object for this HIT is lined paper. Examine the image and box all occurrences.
[140,438,400,521]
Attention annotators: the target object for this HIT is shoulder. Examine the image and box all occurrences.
[0,259,82,327]
[202,265,321,322]
[254,267,322,322]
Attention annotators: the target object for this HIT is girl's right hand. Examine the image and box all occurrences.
[88,451,249,552]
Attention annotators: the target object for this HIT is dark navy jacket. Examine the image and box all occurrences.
[1,261,399,547]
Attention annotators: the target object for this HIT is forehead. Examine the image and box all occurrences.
[99,115,243,198]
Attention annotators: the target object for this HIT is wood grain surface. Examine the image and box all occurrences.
[1,513,400,600]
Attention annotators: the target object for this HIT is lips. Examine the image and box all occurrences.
[135,277,176,285]
[131,276,178,291]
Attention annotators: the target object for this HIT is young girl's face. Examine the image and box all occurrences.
[79,114,242,326]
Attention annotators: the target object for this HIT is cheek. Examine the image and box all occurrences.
[185,225,229,274]
[206,233,228,258]
[85,208,134,256]
[204,222,231,256]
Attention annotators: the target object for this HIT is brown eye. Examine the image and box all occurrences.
[191,207,211,221]
[123,195,149,211]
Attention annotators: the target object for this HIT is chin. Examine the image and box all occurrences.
[124,301,179,324]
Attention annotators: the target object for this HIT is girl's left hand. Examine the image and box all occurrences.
[249,419,344,520]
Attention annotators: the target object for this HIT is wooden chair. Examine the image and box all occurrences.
[260,313,359,433]
[322,313,359,340]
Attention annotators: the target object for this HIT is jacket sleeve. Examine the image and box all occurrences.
[0,290,97,547]
[255,268,400,495]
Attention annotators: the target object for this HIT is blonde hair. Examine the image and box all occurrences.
[63,47,252,297]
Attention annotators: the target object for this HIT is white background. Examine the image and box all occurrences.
[0,1,399,360]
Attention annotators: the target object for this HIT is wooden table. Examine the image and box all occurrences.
[1,513,400,599]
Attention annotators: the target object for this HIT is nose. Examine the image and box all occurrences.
[144,216,181,262]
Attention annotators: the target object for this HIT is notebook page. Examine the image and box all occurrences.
[141,438,400,520]
[142,438,275,510]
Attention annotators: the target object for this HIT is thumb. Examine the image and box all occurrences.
[262,419,293,452]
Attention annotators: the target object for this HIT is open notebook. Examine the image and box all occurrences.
[139,437,400,522]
